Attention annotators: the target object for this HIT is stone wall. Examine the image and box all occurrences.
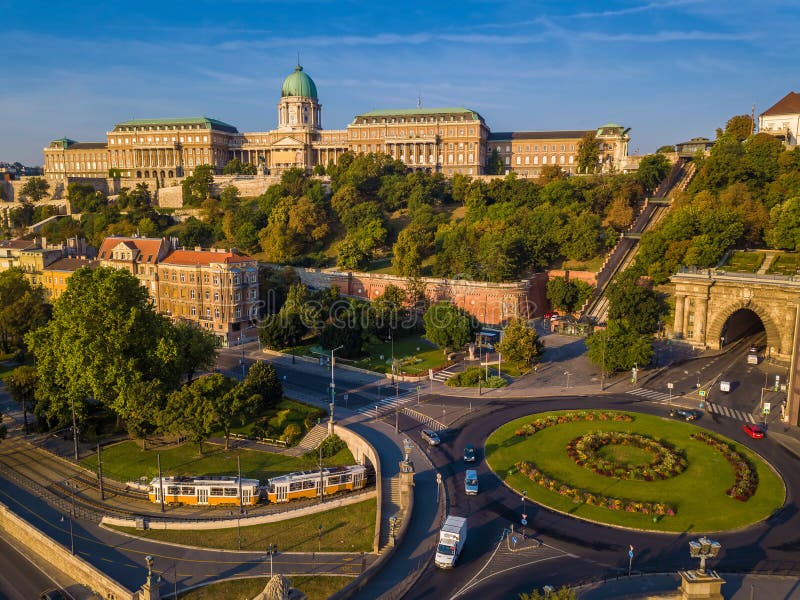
[333,424,382,553]
[294,267,549,325]
[0,500,134,599]
[155,174,282,208]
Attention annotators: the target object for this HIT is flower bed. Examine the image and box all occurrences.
[566,431,687,481]
[515,461,677,516]
[515,411,633,437]
[691,431,758,501]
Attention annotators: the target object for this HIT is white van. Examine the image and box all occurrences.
[465,470,479,495]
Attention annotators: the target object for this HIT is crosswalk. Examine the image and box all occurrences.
[626,389,757,423]
[356,389,417,418]
[707,402,756,424]
[430,366,458,383]
[627,388,673,402]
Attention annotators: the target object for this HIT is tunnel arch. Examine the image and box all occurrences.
[706,300,781,353]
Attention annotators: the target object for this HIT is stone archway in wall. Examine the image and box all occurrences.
[706,300,782,354]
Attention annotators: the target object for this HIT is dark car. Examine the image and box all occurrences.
[669,409,697,421]
[743,424,765,439]
[463,444,476,463]
[421,429,441,446]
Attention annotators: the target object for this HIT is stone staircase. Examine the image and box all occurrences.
[286,424,329,457]
[378,476,402,550]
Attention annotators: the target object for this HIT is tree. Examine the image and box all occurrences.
[496,318,540,368]
[182,164,215,206]
[636,153,671,194]
[423,302,479,353]
[537,165,566,184]
[487,149,504,175]
[562,211,601,261]
[19,177,50,202]
[6,365,37,434]
[240,361,283,414]
[546,276,594,313]
[721,114,754,142]
[163,374,231,454]
[392,225,433,276]
[576,131,600,173]
[25,267,181,433]
[173,322,219,383]
[68,182,107,213]
[657,145,676,154]
[606,269,665,334]
[766,196,800,250]
[0,268,49,354]
[223,157,256,175]
[586,320,653,374]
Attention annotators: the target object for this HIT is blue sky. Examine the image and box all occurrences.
[3,0,799,165]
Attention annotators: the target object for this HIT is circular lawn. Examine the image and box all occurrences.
[485,410,785,532]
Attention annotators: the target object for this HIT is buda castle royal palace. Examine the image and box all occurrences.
[42,64,633,196]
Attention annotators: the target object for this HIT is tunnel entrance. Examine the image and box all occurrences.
[719,308,766,348]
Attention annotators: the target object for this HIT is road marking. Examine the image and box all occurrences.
[450,553,565,600]
[627,388,672,401]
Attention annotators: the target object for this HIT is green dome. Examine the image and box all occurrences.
[281,65,318,100]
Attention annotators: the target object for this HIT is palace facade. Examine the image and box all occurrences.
[43,64,631,184]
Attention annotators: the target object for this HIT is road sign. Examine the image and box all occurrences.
[330,382,335,389]
[521,518,527,526]
[521,513,527,520]
[417,385,421,391]
[629,549,634,558]
[764,402,771,415]
[667,382,674,389]
[512,536,518,545]
[699,390,707,397]
[343,393,349,401]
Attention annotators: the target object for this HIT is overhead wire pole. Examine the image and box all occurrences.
[157,452,165,513]
[71,397,79,460]
[97,442,105,501]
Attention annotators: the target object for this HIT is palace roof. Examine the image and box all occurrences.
[354,107,485,122]
[113,117,238,133]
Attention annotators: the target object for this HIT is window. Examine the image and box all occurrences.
[191,306,197,316]
[180,272,185,282]
[214,291,220,302]
[206,308,211,318]
[190,289,196,300]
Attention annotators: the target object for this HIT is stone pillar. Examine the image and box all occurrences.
[695,297,708,345]
[399,458,415,511]
[673,293,685,339]
[682,296,691,339]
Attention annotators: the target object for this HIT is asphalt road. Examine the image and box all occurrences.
[399,393,800,600]
[0,532,67,600]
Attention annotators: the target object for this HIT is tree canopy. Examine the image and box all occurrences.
[423,302,479,352]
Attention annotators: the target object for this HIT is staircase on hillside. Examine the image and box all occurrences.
[288,424,329,457]
[582,159,697,325]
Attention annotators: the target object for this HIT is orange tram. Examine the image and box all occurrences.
[266,465,367,503]
[148,464,367,507]
[148,476,260,506]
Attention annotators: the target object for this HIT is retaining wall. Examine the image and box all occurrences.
[102,488,377,531]
[0,500,133,599]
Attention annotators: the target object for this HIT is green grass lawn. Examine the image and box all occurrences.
[560,255,606,273]
[218,398,326,441]
[724,251,765,273]
[766,253,800,276]
[110,498,376,553]
[178,576,355,600]
[353,335,446,375]
[82,441,354,485]
[486,410,785,532]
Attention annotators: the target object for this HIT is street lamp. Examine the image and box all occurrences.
[689,537,721,575]
[329,345,344,429]
[564,371,571,389]
[266,543,278,579]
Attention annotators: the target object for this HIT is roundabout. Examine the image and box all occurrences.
[485,409,785,532]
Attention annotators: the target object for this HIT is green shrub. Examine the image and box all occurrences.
[283,423,302,445]
[305,434,348,460]
[445,366,506,388]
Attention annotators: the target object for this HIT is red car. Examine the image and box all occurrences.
[543,311,554,319]
[743,424,765,439]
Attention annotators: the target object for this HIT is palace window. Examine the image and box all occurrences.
[214,308,220,319]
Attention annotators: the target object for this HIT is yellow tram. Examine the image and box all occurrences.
[148,475,260,506]
[266,465,367,503]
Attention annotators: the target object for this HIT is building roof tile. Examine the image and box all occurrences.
[97,237,168,263]
[160,249,254,266]
[761,92,800,117]
[113,117,238,133]
[488,130,590,141]
[45,258,98,272]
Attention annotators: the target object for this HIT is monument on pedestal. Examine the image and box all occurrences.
[139,555,161,600]
[678,537,725,599]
